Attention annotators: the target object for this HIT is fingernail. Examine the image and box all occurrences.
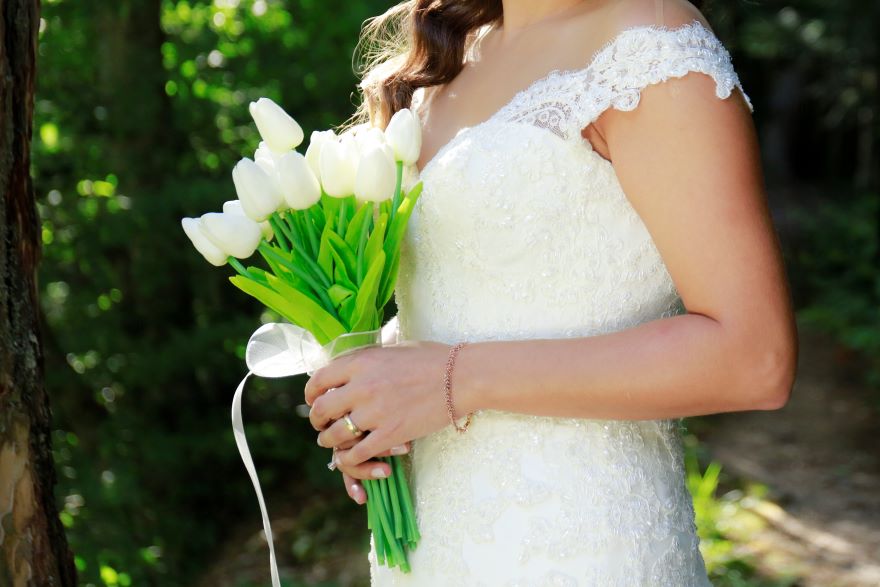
[372,467,388,479]
[351,484,364,503]
[390,445,408,455]
[316,436,324,448]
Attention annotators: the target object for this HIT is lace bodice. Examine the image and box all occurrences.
[370,20,751,586]
[397,20,750,347]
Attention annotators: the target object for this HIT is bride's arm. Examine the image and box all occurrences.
[454,72,798,421]
[305,71,798,472]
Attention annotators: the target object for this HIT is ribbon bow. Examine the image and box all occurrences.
[231,316,399,587]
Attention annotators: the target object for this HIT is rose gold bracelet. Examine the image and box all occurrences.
[444,341,472,433]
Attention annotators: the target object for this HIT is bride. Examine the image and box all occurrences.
[303,0,798,584]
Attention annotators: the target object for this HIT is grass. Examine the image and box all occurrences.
[684,431,802,587]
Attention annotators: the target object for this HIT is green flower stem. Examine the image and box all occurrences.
[267,215,290,253]
[227,256,254,279]
[281,215,308,260]
[378,471,392,515]
[257,242,336,316]
[271,215,331,289]
[365,480,386,565]
[393,456,420,544]
[244,267,271,286]
[227,258,271,287]
[385,458,404,539]
[390,160,403,225]
[337,197,348,234]
[367,479,403,566]
[372,478,406,567]
[356,201,374,285]
[398,487,415,545]
[300,209,320,258]
[290,211,313,258]
[279,212,304,252]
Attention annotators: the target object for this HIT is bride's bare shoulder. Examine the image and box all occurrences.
[583,0,712,39]
[606,0,709,30]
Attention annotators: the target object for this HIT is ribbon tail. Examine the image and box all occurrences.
[232,371,281,587]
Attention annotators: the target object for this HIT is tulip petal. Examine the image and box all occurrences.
[384,108,422,165]
[200,212,263,259]
[277,151,322,209]
[249,97,304,153]
[233,157,283,221]
[354,143,397,202]
[181,217,229,266]
[319,136,358,198]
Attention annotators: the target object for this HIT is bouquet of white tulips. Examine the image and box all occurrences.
[181,97,424,580]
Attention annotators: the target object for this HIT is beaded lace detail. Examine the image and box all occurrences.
[370,20,743,586]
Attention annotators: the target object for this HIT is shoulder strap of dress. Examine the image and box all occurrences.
[655,0,665,26]
[568,20,754,135]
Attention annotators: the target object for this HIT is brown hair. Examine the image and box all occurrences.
[343,0,706,132]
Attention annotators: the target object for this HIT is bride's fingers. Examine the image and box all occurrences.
[332,437,411,457]
[334,437,358,451]
[342,471,366,505]
[308,385,354,432]
[334,447,392,481]
[317,412,367,448]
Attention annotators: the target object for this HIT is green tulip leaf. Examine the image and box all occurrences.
[351,249,385,331]
[378,248,401,309]
[345,200,372,251]
[333,262,357,292]
[327,284,354,308]
[320,192,340,222]
[317,222,335,279]
[309,203,325,232]
[383,181,423,262]
[259,244,326,307]
[265,273,346,342]
[339,294,357,328]
[229,275,336,344]
[326,230,357,283]
[365,212,388,270]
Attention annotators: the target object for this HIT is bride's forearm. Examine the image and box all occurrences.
[452,313,795,421]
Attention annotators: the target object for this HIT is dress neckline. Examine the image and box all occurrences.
[414,18,712,178]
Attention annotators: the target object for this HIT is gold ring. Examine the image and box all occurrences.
[342,413,363,437]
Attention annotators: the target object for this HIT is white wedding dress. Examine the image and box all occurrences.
[369,18,752,587]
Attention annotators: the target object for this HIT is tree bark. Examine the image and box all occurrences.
[0,1,78,585]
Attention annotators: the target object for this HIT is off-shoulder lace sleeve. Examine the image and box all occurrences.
[569,20,753,135]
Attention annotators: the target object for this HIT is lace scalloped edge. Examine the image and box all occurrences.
[583,66,754,124]
[567,20,755,132]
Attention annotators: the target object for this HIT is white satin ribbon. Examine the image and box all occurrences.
[231,316,399,586]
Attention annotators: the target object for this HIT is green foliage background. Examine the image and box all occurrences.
[31,0,877,585]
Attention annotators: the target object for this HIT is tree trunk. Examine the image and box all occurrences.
[0,1,78,585]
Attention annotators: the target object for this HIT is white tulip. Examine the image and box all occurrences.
[223,199,273,241]
[384,108,422,165]
[354,142,397,202]
[248,97,304,153]
[232,157,283,221]
[319,132,360,197]
[253,142,289,212]
[355,126,387,155]
[200,212,263,259]
[181,217,228,267]
[277,151,321,209]
[304,129,337,181]
[254,141,281,170]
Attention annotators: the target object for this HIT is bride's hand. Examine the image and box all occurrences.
[304,340,452,471]
[329,440,412,505]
